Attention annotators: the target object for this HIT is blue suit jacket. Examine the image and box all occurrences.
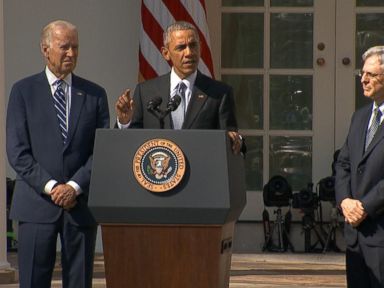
[335,103,384,246]
[6,71,110,227]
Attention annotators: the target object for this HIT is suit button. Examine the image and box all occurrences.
[357,168,363,174]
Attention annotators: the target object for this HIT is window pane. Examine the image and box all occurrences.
[357,0,384,6]
[270,75,312,130]
[223,0,264,6]
[222,13,264,68]
[271,0,313,7]
[245,136,263,191]
[356,14,384,67]
[270,136,312,191]
[222,75,263,129]
[270,13,313,68]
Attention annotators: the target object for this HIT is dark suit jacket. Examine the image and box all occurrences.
[6,71,110,227]
[335,103,384,246]
[130,71,238,130]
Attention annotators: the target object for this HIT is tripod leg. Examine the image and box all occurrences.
[322,224,332,253]
[282,227,295,252]
[263,221,276,251]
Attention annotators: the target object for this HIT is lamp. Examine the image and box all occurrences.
[263,175,292,207]
[318,176,335,202]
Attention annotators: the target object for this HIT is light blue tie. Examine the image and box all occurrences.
[172,82,187,129]
[53,80,68,144]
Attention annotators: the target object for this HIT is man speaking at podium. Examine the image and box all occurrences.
[115,21,244,154]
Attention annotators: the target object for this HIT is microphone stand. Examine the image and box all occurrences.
[147,109,165,128]
[147,96,181,129]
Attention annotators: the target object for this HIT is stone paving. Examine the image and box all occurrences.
[0,252,346,287]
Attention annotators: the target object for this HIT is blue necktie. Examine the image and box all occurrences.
[172,82,187,129]
[53,80,68,144]
[365,108,382,150]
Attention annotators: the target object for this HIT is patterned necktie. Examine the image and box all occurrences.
[172,82,187,129]
[53,80,68,144]
[365,107,382,150]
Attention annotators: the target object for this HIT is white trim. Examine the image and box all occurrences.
[0,0,11,270]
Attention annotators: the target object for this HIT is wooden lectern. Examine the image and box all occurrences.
[89,129,246,288]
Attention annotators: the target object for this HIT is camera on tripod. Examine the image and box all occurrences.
[292,183,318,211]
[262,175,294,252]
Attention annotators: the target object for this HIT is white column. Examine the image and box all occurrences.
[0,0,10,270]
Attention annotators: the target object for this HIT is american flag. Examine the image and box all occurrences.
[139,0,214,81]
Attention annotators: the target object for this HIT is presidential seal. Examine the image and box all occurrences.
[133,138,186,192]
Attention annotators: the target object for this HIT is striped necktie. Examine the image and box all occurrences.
[53,80,68,144]
[365,107,382,150]
[172,82,187,129]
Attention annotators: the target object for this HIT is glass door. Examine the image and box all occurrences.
[220,0,336,219]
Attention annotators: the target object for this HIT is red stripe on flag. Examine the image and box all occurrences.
[141,3,164,50]
[139,50,158,81]
[162,0,214,77]
[199,0,206,11]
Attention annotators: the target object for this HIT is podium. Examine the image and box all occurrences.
[89,129,246,288]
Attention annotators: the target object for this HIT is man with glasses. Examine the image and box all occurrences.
[336,45,384,288]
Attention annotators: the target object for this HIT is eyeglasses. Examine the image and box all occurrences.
[357,70,384,79]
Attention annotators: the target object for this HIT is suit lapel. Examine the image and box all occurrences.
[183,72,208,129]
[361,105,384,159]
[160,74,171,104]
[364,118,384,155]
[158,74,172,129]
[66,75,86,147]
[37,72,66,149]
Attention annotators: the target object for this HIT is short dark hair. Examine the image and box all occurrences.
[163,21,199,47]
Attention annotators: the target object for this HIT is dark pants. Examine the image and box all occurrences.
[346,241,384,288]
[17,212,97,288]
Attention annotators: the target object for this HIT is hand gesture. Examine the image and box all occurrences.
[115,89,134,125]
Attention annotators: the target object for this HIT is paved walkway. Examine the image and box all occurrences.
[0,252,346,287]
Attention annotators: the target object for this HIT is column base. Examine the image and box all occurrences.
[0,267,17,284]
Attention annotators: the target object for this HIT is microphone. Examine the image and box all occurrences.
[147,97,162,112]
[166,95,181,112]
[146,96,181,129]
[156,95,182,129]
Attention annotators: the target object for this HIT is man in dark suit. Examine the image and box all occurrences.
[336,46,384,288]
[115,21,244,154]
[6,20,110,288]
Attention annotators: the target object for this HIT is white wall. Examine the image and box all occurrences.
[1,0,11,270]
[4,0,141,134]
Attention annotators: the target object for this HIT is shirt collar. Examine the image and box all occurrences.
[170,68,197,92]
[45,66,72,87]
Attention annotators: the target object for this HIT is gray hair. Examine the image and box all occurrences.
[362,46,384,67]
[40,20,77,47]
[163,21,199,47]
